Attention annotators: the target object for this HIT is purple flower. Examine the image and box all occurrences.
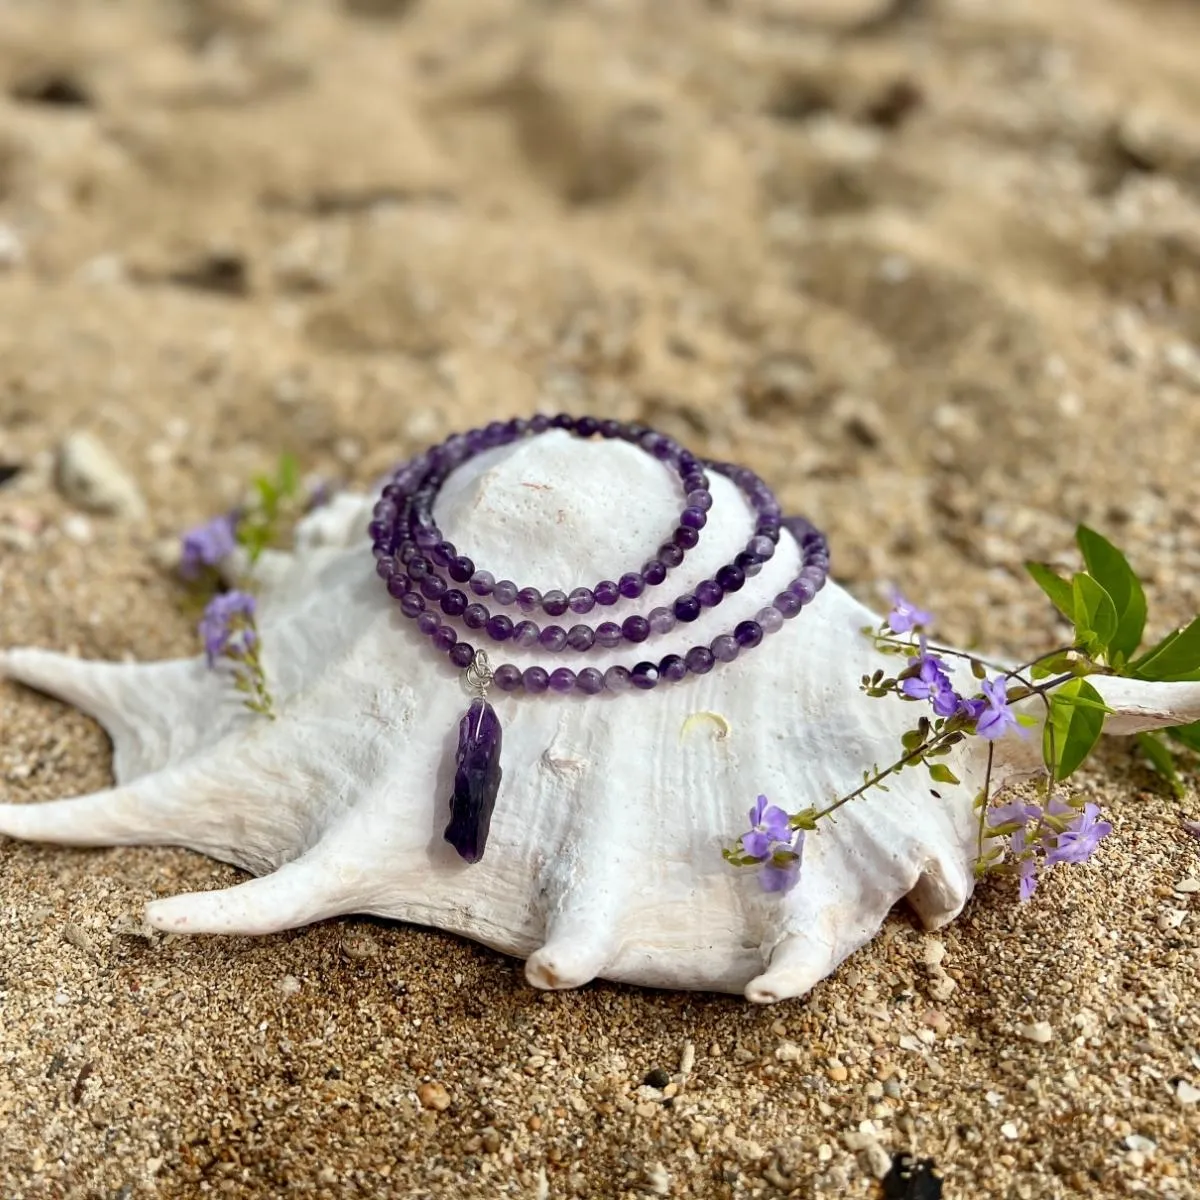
[759,830,805,894]
[1044,802,1112,867]
[180,513,238,579]
[199,590,257,667]
[1012,827,1040,901]
[900,639,964,717]
[742,794,792,859]
[974,677,1020,740]
[886,589,932,634]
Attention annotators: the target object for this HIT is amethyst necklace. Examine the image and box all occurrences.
[369,416,830,864]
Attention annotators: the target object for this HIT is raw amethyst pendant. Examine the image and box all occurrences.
[444,696,503,863]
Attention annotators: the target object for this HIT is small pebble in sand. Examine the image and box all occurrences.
[1016,1021,1054,1044]
[417,1081,451,1111]
[1001,1122,1019,1140]
[1174,877,1200,894]
[1175,1080,1200,1105]
[55,433,147,519]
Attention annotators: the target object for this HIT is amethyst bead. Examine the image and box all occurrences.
[685,645,716,675]
[513,619,541,647]
[681,506,708,530]
[757,606,784,635]
[469,570,495,596]
[417,611,439,636]
[695,579,723,608]
[449,642,475,669]
[710,633,739,662]
[420,574,447,601]
[594,580,620,606]
[673,526,700,550]
[449,555,475,583]
[549,668,576,693]
[789,577,816,603]
[604,665,632,692]
[441,589,468,617]
[658,654,687,683]
[566,624,595,651]
[631,662,659,689]
[463,604,488,630]
[715,564,745,593]
[659,543,685,569]
[486,614,514,641]
[674,594,701,623]
[386,574,409,599]
[523,666,550,694]
[774,590,803,618]
[543,590,569,617]
[618,572,645,599]
[432,625,458,653]
[734,620,764,648]
[568,587,595,615]
[576,667,605,694]
[686,489,712,512]
[517,587,542,612]
[493,663,522,691]
[648,607,676,636]
[642,560,667,587]
[595,621,622,648]
[408,555,431,580]
[622,615,650,643]
[494,579,519,606]
[539,625,567,652]
[400,593,425,618]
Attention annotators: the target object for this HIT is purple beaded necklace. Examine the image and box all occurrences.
[370,416,830,864]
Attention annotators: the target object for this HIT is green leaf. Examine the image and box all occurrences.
[927,763,960,785]
[1135,732,1186,798]
[1164,720,1200,754]
[1043,678,1107,780]
[276,452,300,500]
[1130,616,1200,682]
[1025,562,1075,624]
[1029,652,1077,681]
[1075,525,1147,661]
[1071,573,1118,655]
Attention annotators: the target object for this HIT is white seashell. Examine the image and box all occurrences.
[3,431,1199,1003]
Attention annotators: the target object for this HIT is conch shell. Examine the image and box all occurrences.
[3,433,1198,1002]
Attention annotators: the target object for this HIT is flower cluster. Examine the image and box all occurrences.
[180,512,237,580]
[176,456,334,720]
[984,796,1112,900]
[198,590,274,718]
[724,795,806,893]
[723,561,1142,901]
[897,637,1019,741]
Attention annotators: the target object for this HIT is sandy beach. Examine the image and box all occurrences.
[2,0,1200,1195]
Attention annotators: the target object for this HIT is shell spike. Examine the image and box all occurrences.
[906,852,973,930]
[144,844,351,936]
[1088,677,1200,736]
[0,772,188,847]
[744,931,839,1005]
[524,861,623,991]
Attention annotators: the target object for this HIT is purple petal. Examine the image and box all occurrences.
[742,830,772,859]
[748,794,769,828]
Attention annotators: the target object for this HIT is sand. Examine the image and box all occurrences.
[2,0,1200,1195]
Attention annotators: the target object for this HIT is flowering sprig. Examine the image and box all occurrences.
[176,454,332,720]
[198,590,274,718]
[724,524,1200,902]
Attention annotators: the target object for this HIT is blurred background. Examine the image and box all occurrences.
[3,0,1200,655]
